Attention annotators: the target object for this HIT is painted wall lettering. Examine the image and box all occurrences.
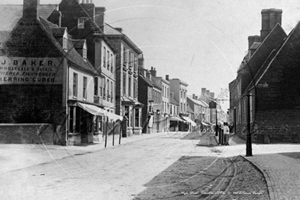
[0,57,63,85]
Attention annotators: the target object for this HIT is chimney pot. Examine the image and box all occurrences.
[115,28,122,32]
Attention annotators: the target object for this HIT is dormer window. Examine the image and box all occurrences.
[63,31,68,51]
[82,41,87,60]
[78,17,87,29]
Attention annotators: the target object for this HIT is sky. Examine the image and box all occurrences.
[2,0,300,110]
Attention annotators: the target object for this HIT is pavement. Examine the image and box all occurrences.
[1,131,300,199]
[226,134,300,200]
[0,131,182,174]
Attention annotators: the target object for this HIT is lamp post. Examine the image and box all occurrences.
[246,93,252,156]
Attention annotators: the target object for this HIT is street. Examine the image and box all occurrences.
[1,132,267,200]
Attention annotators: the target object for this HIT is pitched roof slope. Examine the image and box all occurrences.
[254,21,300,88]
[238,24,287,93]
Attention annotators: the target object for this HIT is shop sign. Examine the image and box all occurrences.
[0,57,63,85]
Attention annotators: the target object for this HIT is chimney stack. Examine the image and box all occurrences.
[165,75,169,81]
[248,35,260,50]
[115,28,123,33]
[261,8,282,42]
[138,54,144,71]
[192,94,195,99]
[95,7,105,31]
[150,66,157,77]
[23,0,39,20]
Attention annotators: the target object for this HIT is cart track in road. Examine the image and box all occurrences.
[201,156,237,200]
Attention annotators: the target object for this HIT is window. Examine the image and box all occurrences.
[103,47,106,67]
[83,76,87,99]
[128,76,131,97]
[123,72,126,95]
[123,47,127,63]
[107,50,110,70]
[78,17,86,29]
[129,52,132,67]
[111,54,113,73]
[73,73,78,97]
[111,81,113,103]
[134,56,137,71]
[94,77,98,96]
[107,79,109,101]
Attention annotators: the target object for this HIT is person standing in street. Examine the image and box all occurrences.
[223,122,230,145]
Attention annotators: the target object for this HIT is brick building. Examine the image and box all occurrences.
[0,0,122,145]
[229,8,300,143]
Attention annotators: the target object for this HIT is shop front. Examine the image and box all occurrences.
[67,101,122,145]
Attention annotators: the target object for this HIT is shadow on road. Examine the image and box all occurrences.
[132,156,225,200]
[279,152,300,159]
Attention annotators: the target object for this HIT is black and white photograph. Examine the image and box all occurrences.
[0,0,300,199]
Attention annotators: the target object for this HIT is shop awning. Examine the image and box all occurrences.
[77,103,123,121]
[201,121,209,126]
[169,116,185,122]
[181,116,197,127]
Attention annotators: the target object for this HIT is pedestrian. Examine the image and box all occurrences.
[223,122,230,145]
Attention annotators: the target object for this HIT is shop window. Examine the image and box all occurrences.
[69,107,74,133]
[135,108,139,127]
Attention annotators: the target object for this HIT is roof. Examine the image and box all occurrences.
[51,27,66,37]
[246,21,300,93]
[39,17,97,74]
[250,42,261,50]
[103,23,143,54]
[0,4,58,31]
[151,76,162,90]
[103,23,123,35]
[187,96,208,107]
[237,23,287,93]
[187,103,193,113]
[139,73,154,87]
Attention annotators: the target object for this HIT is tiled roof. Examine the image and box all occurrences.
[187,96,208,107]
[71,39,86,49]
[0,4,58,31]
[237,24,287,93]
[187,103,193,113]
[52,27,66,37]
[39,17,97,74]
[139,73,154,87]
[103,23,142,54]
[248,21,300,92]
[103,23,123,35]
